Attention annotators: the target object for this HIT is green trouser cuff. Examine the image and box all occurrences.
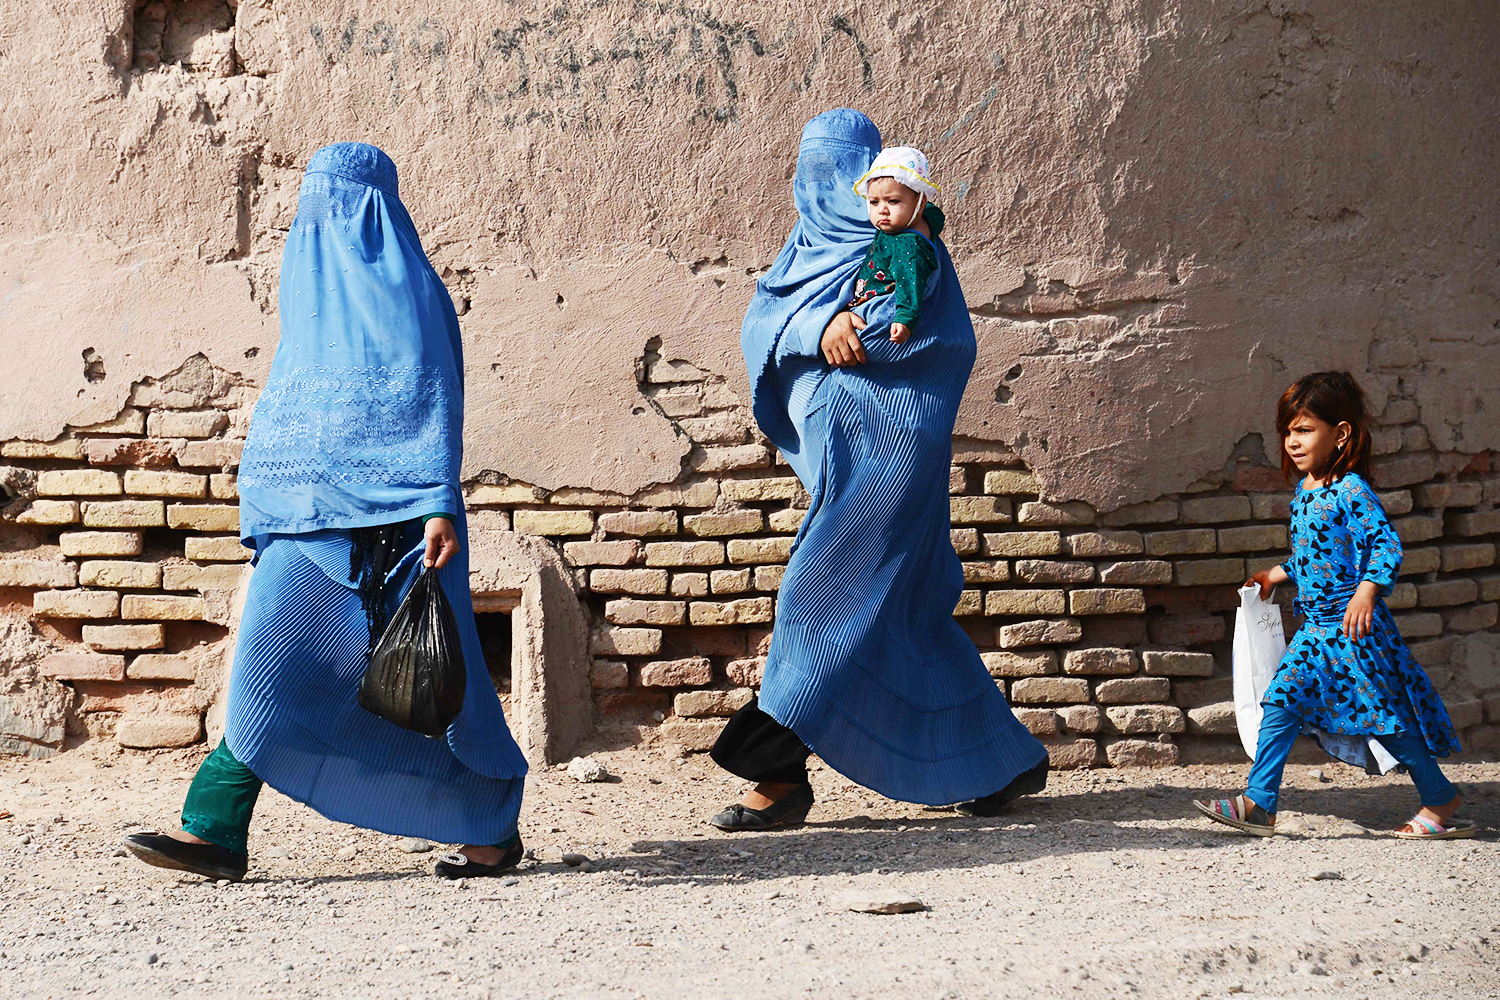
[180,740,263,855]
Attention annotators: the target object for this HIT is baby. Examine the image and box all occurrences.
[850,146,944,344]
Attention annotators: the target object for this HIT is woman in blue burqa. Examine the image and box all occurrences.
[708,110,1050,829]
[125,143,528,881]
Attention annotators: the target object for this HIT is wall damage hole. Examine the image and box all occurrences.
[132,1,239,77]
[82,348,107,384]
[995,362,1022,403]
[243,346,259,359]
[472,592,519,703]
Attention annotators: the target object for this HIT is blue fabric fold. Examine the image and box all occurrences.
[742,112,1047,805]
[238,142,463,554]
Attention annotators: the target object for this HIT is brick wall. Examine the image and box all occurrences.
[2,359,1496,764]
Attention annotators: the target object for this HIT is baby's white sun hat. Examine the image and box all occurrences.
[853,146,940,200]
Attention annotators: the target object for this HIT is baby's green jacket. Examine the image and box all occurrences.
[851,205,947,327]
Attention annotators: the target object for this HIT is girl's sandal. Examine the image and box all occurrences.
[1391,814,1478,840]
[1192,794,1276,837]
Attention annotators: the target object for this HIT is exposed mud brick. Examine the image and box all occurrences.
[166,504,239,532]
[1185,702,1238,735]
[997,618,1083,648]
[1057,704,1103,734]
[725,657,765,687]
[950,528,979,556]
[605,599,686,626]
[590,626,661,657]
[15,499,79,525]
[1142,651,1216,677]
[1062,648,1137,676]
[1377,490,1414,515]
[1095,677,1171,704]
[513,509,594,536]
[1371,451,1436,488]
[116,713,203,750]
[1081,617,1147,647]
[727,538,793,565]
[1179,497,1252,524]
[162,563,245,591]
[721,477,803,503]
[32,588,118,619]
[1371,427,1402,456]
[590,569,670,596]
[1217,525,1288,553]
[1445,699,1483,730]
[552,487,628,507]
[693,444,772,473]
[123,470,207,498]
[81,499,166,528]
[120,595,204,621]
[1250,494,1292,520]
[147,410,228,438]
[1147,614,1226,646]
[632,479,722,509]
[1012,707,1059,735]
[662,627,748,661]
[0,558,76,588]
[2,439,84,460]
[645,541,725,567]
[58,531,142,558]
[678,413,747,444]
[1010,677,1090,704]
[769,508,806,532]
[953,590,983,616]
[1443,603,1498,633]
[1441,543,1496,572]
[467,483,546,504]
[82,437,179,467]
[983,531,1063,557]
[39,652,126,680]
[986,589,1067,616]
[963,560,1012,584]
[1448,510,1500,537]
[1098,560,1172,585]
[951,496,1014,524]
[1173,559,1246,587]
[1229,466,1287,492]
[83,624,165,651]
[208,474,239,499]
[948,465,967,494]
[176,440,244,469]
[1106,705,1186,734]
[684,511,764,536]
[1417,579,1479,607]
[1394,612,1443,638]
[183,536,251,562]
[1070,588,1146,615]
[1015,560,1093,584]
[126,654,196,681]
[1399,547,1441,576]
[1017,501,1094,526]
[1144,529,1217,556]
[674,688,754,718]
[1378,399,1420,425]
[657,718,727,752]
[1386,582,1418,609]
[983,469,1041,494]
[710,568,752,594]
[754,566,785,591]
[1105,738,1179,766]
[1173,677,1233,708]
[1416,481,1483,508]
[595,510,675,536]
[1477,574,1500,602]
[689,597,774,625]
[981,650,1058,678]
[563,540,643,566]
[639,657,713,687]
[37,470,122,496]
[1041,736,1099,769]
[1144,586,1240,615]
[669,572,708,597]
[1063,531,1143,557]
[1101,500,1178,527]
[591,659,629,690]
[1395,516,1443,544]
[78,560,159,589]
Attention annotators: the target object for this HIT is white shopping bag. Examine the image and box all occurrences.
[1233,583,1286,760]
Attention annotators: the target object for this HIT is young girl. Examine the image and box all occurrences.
[1194,371,1472,839]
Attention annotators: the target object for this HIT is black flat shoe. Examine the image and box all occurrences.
[434,838,525,880]
[123,832,249,883]
[957,758,1050,817]
[709,783,814,832]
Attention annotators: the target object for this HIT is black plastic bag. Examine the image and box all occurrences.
[358,566,466,737]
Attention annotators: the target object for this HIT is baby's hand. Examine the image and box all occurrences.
[890,322,912,344]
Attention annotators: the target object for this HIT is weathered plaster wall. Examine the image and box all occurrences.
[1,1,1494,506]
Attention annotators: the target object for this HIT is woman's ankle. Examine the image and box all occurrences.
[1417,794,1459,824]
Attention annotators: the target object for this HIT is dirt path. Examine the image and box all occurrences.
[1,743,1496,1000]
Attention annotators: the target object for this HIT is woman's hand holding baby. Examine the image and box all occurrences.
[822,311,868,366]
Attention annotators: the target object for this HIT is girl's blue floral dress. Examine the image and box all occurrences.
[1265,473,1461,772]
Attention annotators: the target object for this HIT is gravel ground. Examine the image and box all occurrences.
[1,741,1497,1000]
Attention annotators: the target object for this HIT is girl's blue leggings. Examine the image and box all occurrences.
[1246,704,1456,814]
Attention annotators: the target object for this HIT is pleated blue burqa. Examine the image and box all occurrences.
[742,110,1047,805]
[226,143,527,845]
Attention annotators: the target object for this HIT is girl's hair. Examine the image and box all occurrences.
[1275,371,1373,483]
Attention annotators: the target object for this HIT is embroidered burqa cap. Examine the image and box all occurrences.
[237,143,464,553]
[853,146,940,200]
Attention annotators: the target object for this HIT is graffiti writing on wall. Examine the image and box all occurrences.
[307,3,874,129]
